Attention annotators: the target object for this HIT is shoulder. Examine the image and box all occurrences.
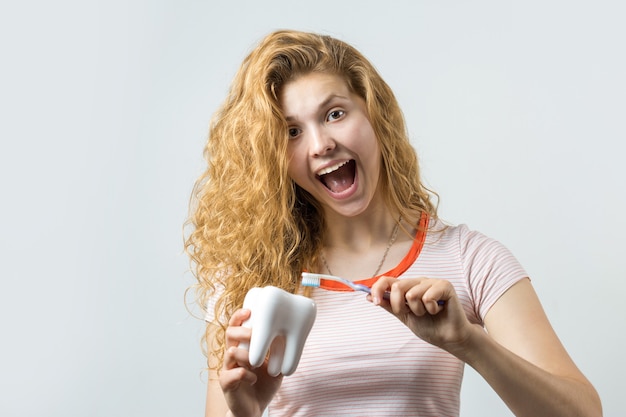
[425,218,512,260]
[423,218,483,252]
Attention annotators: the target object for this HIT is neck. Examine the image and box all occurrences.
[322,209,399,251]
[320,211,414,280]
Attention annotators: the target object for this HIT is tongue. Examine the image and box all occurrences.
[322,161,355,193]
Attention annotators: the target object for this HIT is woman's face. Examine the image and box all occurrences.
[280,72,382,218]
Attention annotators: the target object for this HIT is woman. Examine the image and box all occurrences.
[185,30,601,417]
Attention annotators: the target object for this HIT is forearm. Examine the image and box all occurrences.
[454,327,601,417]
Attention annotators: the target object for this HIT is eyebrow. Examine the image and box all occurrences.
[284,94,349,122]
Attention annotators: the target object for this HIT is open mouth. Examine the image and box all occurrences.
[316,160,356,193]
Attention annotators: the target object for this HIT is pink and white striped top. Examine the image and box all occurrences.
[206,215,528,416]
[269,216,528,416]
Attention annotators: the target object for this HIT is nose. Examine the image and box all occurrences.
[309,126,335,157]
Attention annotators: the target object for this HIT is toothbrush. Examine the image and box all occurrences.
[301,272,380,296]
[301,272,444,305]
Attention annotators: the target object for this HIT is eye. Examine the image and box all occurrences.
[327,109,345,122]
[288,127,301,139]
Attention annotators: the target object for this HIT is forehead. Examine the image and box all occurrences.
[279,72,352,117]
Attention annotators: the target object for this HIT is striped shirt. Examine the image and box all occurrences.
[208,216,528,416]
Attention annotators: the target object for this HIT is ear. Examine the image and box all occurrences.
[240,286,317,376]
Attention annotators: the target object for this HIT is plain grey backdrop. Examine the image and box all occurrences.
[1,1,624,416]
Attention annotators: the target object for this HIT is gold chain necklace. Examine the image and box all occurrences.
[321,217,401,279]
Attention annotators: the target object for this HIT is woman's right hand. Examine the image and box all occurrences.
[219,308,283,417]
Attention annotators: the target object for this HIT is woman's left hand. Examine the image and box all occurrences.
[369,277,477,353]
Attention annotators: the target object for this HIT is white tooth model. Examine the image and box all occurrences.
[240,286,317,376]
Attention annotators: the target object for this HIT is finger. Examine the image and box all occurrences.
[225,324,253,348]
[422,281,453,314]
[369,276,396,305]
[220,366,258,391]
[388,281,412,315]
[224,309,253,348]
[228,308,251,326]
[223,346,252,370]
[405,284,428,316]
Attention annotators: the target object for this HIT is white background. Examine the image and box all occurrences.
[1,1,624,416]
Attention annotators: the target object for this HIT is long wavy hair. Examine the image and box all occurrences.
[185,30,437,368]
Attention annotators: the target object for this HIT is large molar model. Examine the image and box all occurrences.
[240,286,317,376]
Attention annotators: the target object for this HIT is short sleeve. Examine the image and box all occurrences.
[204,284,225,323]
[458,225,529,322]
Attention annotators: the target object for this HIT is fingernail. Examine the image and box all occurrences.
[373,296,381,305]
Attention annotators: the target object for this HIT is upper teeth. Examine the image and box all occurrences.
[317,161,349,176]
